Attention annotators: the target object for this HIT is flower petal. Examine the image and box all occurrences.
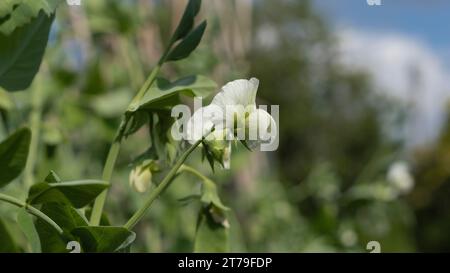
[212,78,259,108]
[246,108,277,148]
[186,104,225,144]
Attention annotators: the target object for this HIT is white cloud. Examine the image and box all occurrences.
[336,28,450,147]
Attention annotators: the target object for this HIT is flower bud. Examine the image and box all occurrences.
[129,161,156,193]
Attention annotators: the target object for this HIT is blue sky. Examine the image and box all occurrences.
[313,0,450,57]
[311,0,450,146]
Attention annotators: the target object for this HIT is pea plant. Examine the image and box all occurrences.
[0,0,275,252]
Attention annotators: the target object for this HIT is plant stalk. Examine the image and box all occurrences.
[0,193,63,234]
[90,65,161,226]
[24,74,44,188]
[124,139,203,229]
[179,164,214,185]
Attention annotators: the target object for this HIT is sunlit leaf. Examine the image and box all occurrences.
[129,75,217,111]
[0,0,62,35]
[28,176,109,208]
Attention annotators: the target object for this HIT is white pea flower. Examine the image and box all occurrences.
[186,78,276,168]
[129,160,158,193]
[210,78,259,132]
[186,104,223,143]
[387,161,414,194]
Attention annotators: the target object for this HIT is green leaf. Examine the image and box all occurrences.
[166,20,207,62]
[0,217,18,252]
[130,75,217,111]
[28,178,109,208]
[34,203,88,253]
[0,11,54,91]
[0,127,31,188]
[194,206,229,253]
[0,0,22,17]
[122,75,216,143]
[201,181,230,212]
[0,0,62,35]
[17,208,41,253]
[171,0,202,41]
[71,226,136,253]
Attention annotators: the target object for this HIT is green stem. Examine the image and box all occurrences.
[90,65,161,226]
[158,37,176,66]
[89,27,178,226]
[179,164,214,185]
[128,65,161,112]
[89,135,121,225]
[0,193,63,234]
[124,139,203,230]
[24,75,44,187]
